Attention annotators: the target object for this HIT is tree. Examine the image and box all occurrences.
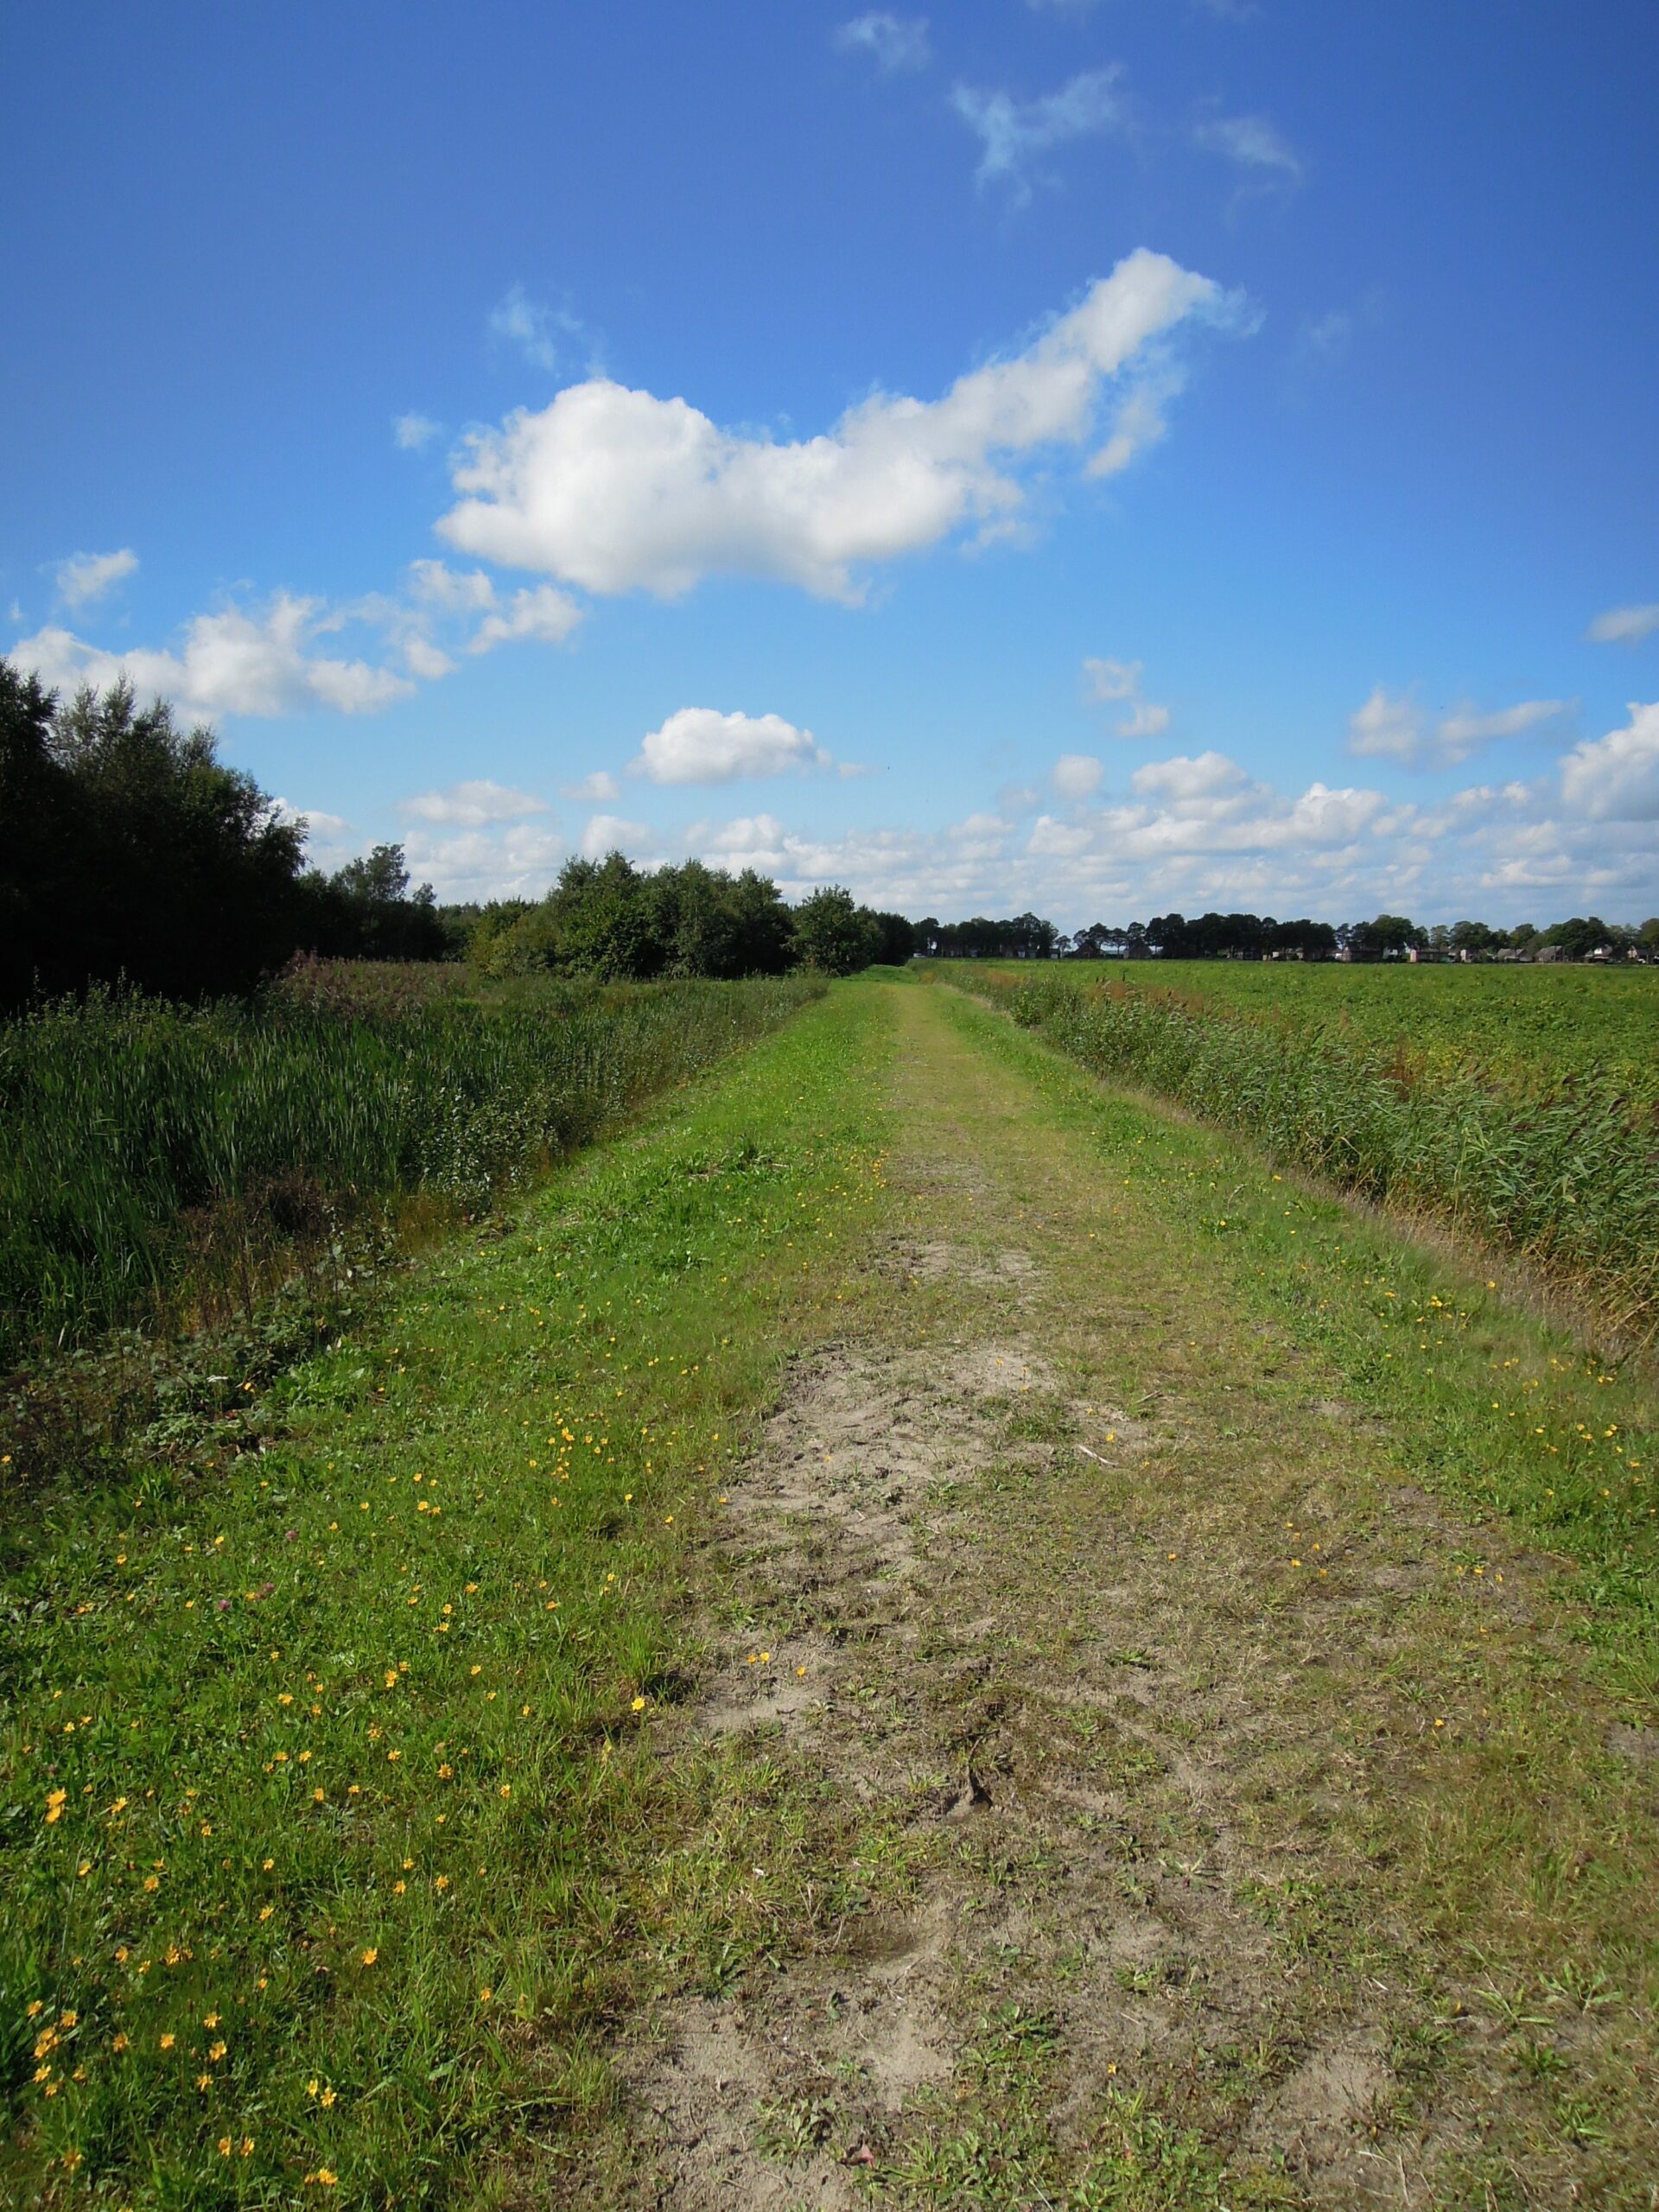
[1450,918,1497,957]
[791,886,879,976]
[308,843,447,960]
[2,669,309,1002]
[727,869,797,976]
[1344,912,1422,960]
[1541,915,1610,962]
[869,910,916,964]
[0,661,83,1004]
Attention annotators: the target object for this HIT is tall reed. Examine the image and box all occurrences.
[0,974,821,1361]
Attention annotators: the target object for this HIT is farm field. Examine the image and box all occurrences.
[978,957,1659,1103]
[952,960,1659,1348]
[5,973,1657,2209]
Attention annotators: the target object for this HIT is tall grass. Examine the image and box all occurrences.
[0,974,823,1363]
[959,969,1659,1344]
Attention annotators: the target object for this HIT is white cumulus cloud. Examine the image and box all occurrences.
[438,251,1235,603]
[562,770,621,801]
[1587,602,1659,645]
[634,708,830,785]
[55,548,138,607]
[1560,701,1659,820]
[273,798,352,840]
[11,595,412,719]
[407,559,497,613]
[581,812,654,859]
[836,12,931,70]
[1346,686,1422,764]
[1130,749,1246,804]
[397,560,582,656]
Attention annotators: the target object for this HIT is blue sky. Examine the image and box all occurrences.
[5,1,1656,925]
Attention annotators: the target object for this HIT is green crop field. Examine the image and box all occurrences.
[948,960,1659,1344]
[5,972,1658,2210]
[1046,957,1659,1103]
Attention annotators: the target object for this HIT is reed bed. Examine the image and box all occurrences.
[0,973,822,1363]
[959,967,1659,1344]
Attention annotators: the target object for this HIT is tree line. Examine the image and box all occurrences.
[457,855,915,983]
[0,663,912,1006]
[7,660,1652,1008]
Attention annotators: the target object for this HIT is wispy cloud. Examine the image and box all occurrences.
[1587,602,1659,645]
[393,412,441,451]
[835,12,930,71]
[1348,685,1567,769]
[1192,111,1302,204]
[950,67,1125,200]
[400,780,549,827]
[1052,753,1103,799]
[487,284,593,375]
[562,770,620,802]
[54,548,137,608]
[1082,655,1170,737]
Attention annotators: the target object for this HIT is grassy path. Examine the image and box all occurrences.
[589,977,1657,2209]
[8,976,1656,2209]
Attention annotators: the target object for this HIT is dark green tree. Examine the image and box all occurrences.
[305,842,447,960]
[792,885,879,976]
[2,668,308,1002]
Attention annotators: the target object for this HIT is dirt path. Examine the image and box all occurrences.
[590,982,1657,2210]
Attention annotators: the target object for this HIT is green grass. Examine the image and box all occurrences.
[934,982,1658,1702]
[10,970,1659,2206]
[945,963,1659,1344]
[0,973,822,1363]
[0,982,893,2209]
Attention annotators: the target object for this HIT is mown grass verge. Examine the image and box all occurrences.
[935,980,1658,1711]
[1,981,894,2209]
[0,973,823,1365]
[949,964,1659,1347]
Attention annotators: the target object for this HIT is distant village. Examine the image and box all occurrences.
[913,911,1659,963]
